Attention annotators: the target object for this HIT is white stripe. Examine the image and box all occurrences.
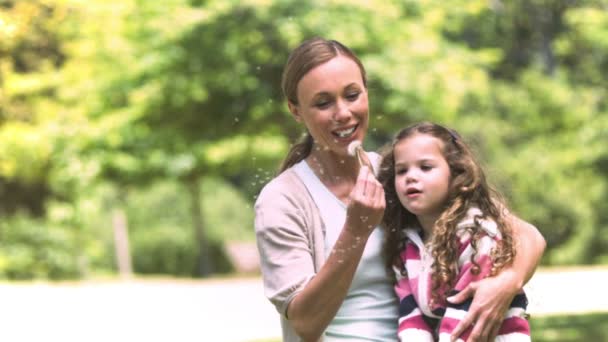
[439,332,461,342]
[398,328,434,342]
[458,236,496,266]
[505,307,528,319]
[458,244,475,265]
[476,236,495,255]
[495,332,531,342]
[443,307,468,321]
[444,306,528,322]
[440,332,530,342]
[405,259,422,278]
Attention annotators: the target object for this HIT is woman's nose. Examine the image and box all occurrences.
[333,100,352,122]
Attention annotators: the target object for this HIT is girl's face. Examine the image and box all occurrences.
[394,133,451,223]
[288,56,368,157]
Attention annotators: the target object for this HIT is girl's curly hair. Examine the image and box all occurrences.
[377,122,516,305]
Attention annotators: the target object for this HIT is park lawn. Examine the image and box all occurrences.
[246,312,608,342]
[531,312,608,341]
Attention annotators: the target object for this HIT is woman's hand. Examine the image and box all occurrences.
[346,166,385,236]
[447,270,521,342]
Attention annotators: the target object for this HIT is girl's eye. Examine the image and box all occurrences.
[421,165,432,171]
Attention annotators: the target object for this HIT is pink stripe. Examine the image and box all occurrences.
[439,316,530,341]
[395,278,413,299]
[454,255,493,291]
[410,277,419,301]
[439,317,471,340]
[403,244,420,260]
[498,317,530,335]
[458,238,469,255]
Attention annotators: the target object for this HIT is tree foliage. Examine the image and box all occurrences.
[0,0,607,279]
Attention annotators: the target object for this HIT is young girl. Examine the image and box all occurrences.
[378,122,531,342]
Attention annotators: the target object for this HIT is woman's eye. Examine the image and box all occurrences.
[346,92,360,101]
[395,168,407,175]
[315,101,331,109]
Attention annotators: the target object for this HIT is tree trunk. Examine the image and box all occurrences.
[187,174,213,277]
[112,207,133,279]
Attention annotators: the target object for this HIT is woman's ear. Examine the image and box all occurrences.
[287,101,302,123]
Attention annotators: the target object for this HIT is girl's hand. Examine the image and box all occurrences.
[346,166,385,236]
[448,270,520,342]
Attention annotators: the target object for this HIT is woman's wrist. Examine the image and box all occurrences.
[498,268,524,292]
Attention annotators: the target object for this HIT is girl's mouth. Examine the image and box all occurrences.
[406,188,422,197]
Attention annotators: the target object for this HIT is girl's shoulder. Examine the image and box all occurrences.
[456,207,501,239]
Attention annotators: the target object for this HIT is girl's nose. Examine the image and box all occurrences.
[405,171,417,183]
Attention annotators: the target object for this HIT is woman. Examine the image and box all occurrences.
[254,37,545,342]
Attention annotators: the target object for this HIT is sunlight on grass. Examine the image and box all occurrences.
[531,312,608,341]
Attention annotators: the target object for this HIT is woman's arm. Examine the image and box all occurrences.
[447,215,545,342]
[287,166,386,341]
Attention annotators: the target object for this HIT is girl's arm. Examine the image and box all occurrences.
[447,216,545,342]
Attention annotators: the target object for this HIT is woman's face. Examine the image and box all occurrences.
[288,56,369,157]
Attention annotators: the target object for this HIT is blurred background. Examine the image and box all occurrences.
[0,0,607,341]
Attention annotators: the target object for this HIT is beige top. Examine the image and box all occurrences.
[254,152,398,342]
[255,166,326,342]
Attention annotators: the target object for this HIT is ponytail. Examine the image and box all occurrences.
[278,132,313,173]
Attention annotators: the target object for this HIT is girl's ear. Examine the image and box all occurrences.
[288,101,302,123]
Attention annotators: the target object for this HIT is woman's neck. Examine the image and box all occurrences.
[305,145,361,203]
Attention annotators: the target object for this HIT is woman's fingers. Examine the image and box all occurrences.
[448,283,478,342]
[354,166,370,199]
[348,166,385,233]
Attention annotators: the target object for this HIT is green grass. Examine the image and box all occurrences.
[531,312,608,341]
[245,312,608,342]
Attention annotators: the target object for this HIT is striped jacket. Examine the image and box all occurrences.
[394,208,531,342]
